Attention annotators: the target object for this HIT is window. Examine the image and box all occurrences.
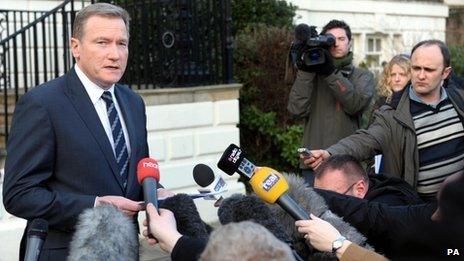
[366,35,383,74]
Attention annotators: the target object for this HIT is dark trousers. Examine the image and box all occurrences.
[300,168,315,187]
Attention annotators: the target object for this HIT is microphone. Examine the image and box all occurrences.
[68,204,138,261]
[250,167,310,221]
[218,194,305,260]
[218,194,290,243]
[193,164,228,197]
[294,23,311,43]
[160,193,210,240]
[137,157,160,238]
[217,144,256,179]
[217,144,309,220]
[24,218,48,261]
[266,173,374,256]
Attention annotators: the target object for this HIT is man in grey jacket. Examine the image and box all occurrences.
[307,39,464,202]
[287,20,374,185]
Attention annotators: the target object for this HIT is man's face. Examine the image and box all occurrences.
[71,16,128,89]
[388,64,410,92]
[326,28,351,58]
[411,44,451,102]
[314,169,365,198]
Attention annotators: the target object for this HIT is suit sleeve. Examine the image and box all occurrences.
[287,70,316,118]
[324,69,375,116]
[2,92,95,230]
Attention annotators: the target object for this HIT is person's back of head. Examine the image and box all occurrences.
[314,154,369,198]
[199,221,295,261]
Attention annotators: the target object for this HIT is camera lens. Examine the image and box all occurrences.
[302,49,324,66]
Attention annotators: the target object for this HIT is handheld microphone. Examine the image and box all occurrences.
[193,164,228,197]
[218,194,305,261]
[217,144,256,179]
[250,167,310,220]
[217,144,310,220]
[137,158,160,238]
[68,204,138,261]
[24,218,48,261]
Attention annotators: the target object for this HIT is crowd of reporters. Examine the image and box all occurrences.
[4,2,464,261]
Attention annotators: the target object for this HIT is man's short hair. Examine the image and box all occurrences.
[72,3,130,40]
[199,221,294,261]
[315,154,367,183]
[411,39,450,68]
[321,19,352,41]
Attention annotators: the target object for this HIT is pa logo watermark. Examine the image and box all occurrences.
[446,249,460,256]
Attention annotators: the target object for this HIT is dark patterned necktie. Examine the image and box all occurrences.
[101,91,129,188]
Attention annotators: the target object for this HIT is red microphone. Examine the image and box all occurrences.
[137,158,160,238]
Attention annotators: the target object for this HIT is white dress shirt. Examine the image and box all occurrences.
[74,64,131,156]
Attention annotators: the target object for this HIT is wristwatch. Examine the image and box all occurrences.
[331,236,346,253]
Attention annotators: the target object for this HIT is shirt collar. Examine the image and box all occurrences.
[74,64,115,105]
[409,85,448,108]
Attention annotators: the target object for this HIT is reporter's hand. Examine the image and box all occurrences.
[95,196,143,216]
[295,214,345,252]
[143,204,182,253]
[302,150,329,170]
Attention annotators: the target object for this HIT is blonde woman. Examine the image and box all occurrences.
[376,54,411,105]
[363,55,411,128]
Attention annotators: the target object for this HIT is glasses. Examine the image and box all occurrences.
[341,181,357,195]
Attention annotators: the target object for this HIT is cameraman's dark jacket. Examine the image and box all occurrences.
[287,66,374,169]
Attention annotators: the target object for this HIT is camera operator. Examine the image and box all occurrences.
[287,20,374,185]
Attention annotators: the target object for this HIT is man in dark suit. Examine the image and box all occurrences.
[2,3,149,260]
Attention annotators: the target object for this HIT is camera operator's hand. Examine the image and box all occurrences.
[297,49,335,76]
[313,49,335,76]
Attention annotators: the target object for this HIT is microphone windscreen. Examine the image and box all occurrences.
[137,158,160,184]
[28,218,48,238]
[266,173,374,258]
[193,164,215,187]
[68,204,138,261]
[294,23,311,42]
[218,194,290,244]
[217,144,244,175]
[160,194,210,239]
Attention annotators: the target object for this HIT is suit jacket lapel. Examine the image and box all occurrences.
[63,68,125,192]
[114,86,138,194]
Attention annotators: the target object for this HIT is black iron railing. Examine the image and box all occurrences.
[108,0,233,88]
[0,0,78,142]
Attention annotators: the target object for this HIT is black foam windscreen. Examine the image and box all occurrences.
[294,23,311,42]
[217,144,244,175]
[160,194,210,239]
[28,218,48,238]
[193,164,215,187]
